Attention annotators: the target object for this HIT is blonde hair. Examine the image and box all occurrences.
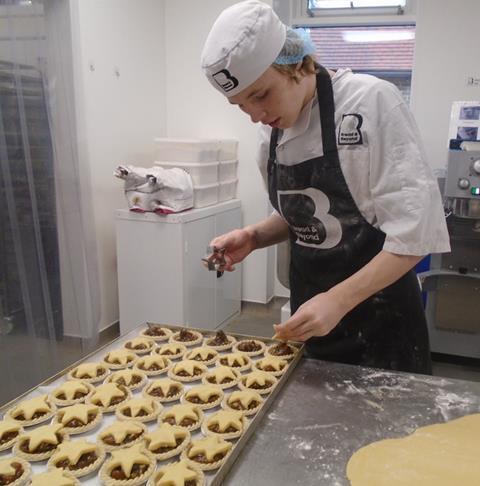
[272,55,317,83]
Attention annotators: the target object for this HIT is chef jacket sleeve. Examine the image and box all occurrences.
[369,84,451,256]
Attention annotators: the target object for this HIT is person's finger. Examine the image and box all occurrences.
[274,311,308,335]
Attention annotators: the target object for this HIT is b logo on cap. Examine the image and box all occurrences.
[212,69,239,92]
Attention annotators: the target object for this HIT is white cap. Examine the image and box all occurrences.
[201,1,287,98]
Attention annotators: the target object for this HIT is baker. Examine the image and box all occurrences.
[200,1,450,373]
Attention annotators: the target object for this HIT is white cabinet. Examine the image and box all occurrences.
[116,200,241,334]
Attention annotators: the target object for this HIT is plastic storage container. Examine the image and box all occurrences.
[218,139,239,161]
[219,178,238,202]
[219,159,238,183]
[154,138,219,162]
[193,182,219,208]
[155,160,219,185]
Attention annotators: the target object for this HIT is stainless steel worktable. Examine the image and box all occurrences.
[224,358,480,485]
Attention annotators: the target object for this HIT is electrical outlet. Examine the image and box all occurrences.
[467,77,480,86]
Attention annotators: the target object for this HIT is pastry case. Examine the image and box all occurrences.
[0,323,303,485]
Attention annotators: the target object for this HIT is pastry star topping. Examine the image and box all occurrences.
[120,398,155,417]
[140,355,167,369]
[147,379,179,396]
[173,360,206,376]
[73,362,105,378]
[126,337,152,348]
[0,420,21,436]
[54,381,89,400]
[228,390,262,408]
[159,344,183,354]
[207,410,243,433]
[188,435,232,462]
[52,439,97,466]
[185,385,221,402]
[209,366,237,381]
[100,421,144,444]
[245,371,274,387]
[58,404,99,425]
[106,349,135,365]
[30,468,77,486]
[145,423,186,450]
[0,459,16,476]
[12,395,51,420]
[164,405,198,423]
[258,356,287,371]
[107,444,150,478]
[23,424,64,451]
[156,461,198,486]
[110,369,140,385]
[188,347,215,360]
[90,383,125,406]
[222,352,248,366]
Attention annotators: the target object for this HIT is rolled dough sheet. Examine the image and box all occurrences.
[346,413,480,485]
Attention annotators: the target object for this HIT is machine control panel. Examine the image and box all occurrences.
[445,150,480,199]
[473,159,480,174]
[458,178,470,189]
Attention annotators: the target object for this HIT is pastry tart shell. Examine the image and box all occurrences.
[5,401,57,428]
[99,448,155,486]
[133,357,172,377]
[144,428,191,461]
[52,408,103,435]
[115,400,162,423]
[49,382,95,407]
[146,464,205,486]
[181,390,224,411]
[181,447,231,471]
[253,360,289,377]
[215,355,252,373]
[168,368,207,383]
[142,382,184,403]
[202,372,240,390]
[67,367,109,384]
[13,430,69,462]
[103,353,138,370]
[265,343,298,360]
[201,415,248,440]
[185,350,219,367]
[30,471,80,485]
[238,376,277,395]
[105,371,147,392]
[202,335,237,352]
[86,387,132,414]
[0,426,23,452]
[158,408,204,433]
[168,331,203,347]
[47,443,106,478]
[153,345,187,361]
[139,326,172,342]
[0,457,31,486]
[233,339,266,357]
[221,394,264,417]
[123,340,156,355]
[98,421,147,452]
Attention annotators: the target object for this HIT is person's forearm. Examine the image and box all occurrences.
[328,250,424,313]
[245,213,289,250]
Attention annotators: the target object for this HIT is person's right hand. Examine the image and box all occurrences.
[210,228,256,271]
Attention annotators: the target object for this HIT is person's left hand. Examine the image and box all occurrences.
[273,291,348,342]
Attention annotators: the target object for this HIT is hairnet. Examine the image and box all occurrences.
[274,28,316,65]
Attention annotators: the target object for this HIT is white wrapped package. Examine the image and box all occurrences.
[114,165,193,214]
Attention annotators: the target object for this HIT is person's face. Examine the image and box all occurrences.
[228,66,312,130]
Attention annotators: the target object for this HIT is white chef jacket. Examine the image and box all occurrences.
[257,68,451,256]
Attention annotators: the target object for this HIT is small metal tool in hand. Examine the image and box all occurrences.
[202,246,226,272]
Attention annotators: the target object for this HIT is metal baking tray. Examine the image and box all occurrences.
[0,322,304,485]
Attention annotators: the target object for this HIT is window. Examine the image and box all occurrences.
[308,0,407,16]
[307,25,415,102]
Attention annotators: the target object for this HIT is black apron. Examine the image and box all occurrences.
[267,65,431,374]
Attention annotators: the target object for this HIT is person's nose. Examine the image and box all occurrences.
[249,108,267,124]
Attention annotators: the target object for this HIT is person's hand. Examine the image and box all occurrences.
[209,228,256,271]
[273,291,348,342]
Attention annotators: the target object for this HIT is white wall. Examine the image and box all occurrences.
[410,0,480,171]
[69,0,167,331]
[163,0,275,304]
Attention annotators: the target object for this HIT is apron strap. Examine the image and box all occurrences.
[267,127,280,176]
[316,64,338,157]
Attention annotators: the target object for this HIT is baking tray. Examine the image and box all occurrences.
[0,322,304,485]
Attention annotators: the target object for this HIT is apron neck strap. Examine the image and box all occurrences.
[315,63,338,157]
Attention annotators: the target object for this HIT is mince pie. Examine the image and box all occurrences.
[147,461,205,486]
[67,362,109,384]
[134,355,171,376]
[266,342,298,360]
[6,395,56,427]
[142,378,184,403]
[87,383,130,413]
[50,381,94,407]
[202,366,240,389]
[47,439,105,478]
[216,352,251,372]
[254,355,289,376]
[30,469,79,486]
[115,398,161,423]
[154,343,187,360]
[169,329,203,347]
[144,423,190,460]
[140,324,172,342]
[98,420,146,451]
[168,360,207,383]
[124,337,155,354]
[223,390,264,416]
[183,435,232,471]
[202,410,246,440]
[14,424,67,461]
[233,339,266,357]
[203,330,236,351]
[0,421,23,452]
[103,349,137,369]
[53,403,102,434]
[239,370,277,395]
[99,443,155,486]
[186,347,218,366]
[0,457,31,486]
[106,369,147,391]
[159,404,203,432]
[182,385,223,410]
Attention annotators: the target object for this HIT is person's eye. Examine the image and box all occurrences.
[256,91,268,100]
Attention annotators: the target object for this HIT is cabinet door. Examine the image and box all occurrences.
[184,216,216,329]
[215,208,241,326]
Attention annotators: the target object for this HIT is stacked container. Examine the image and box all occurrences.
[154,138,238,208]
